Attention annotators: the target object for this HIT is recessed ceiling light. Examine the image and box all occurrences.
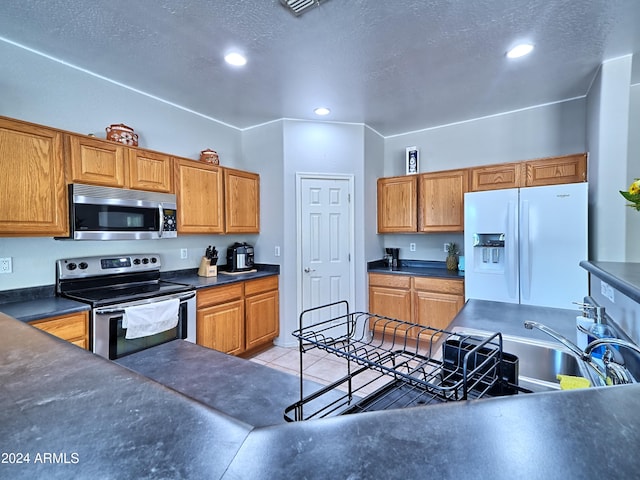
[224,52,247,66]
[314,107,331,116]
[506,43,534,59]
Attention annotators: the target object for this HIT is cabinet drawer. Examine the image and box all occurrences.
[412,277,464,295]
[197,283,244,308]
[30,311,88,342]
[245,276,278,296]
[368,273,411,289]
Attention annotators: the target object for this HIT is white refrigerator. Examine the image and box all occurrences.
[463,183,588,310]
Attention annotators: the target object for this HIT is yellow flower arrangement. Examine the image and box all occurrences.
[620,178,640,211]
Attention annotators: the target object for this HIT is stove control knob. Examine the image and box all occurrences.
[133,258,141,265]
[151,257,158,263]
[78,262,88,270]
[67,262,77,271]
[142,258,149,264]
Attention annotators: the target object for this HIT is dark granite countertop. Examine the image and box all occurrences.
[0,296,90,323]
[162,263,279,290]
[117,340,345,428]
[4,298,640,478]
[368,259,464,279]
[580,261,640,304]
[0,264,280,322]
[0,312,252,480]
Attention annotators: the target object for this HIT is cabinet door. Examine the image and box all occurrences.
[470,163,524,192]
[224,168,260,233]
[369,282,412,336]
[377,176,418,233]
[30,311,89,349]
[524,153,587,187]
[418,169,468,232]
[196,299,245,355]
[66,134,127,187]
[413,277,464,332]
[0,117,68,236]
[129,149,173,192]
[245,289,279,351]
[414,291,464,331]
[174,157,224,234]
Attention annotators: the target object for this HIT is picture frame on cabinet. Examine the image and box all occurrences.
[406,146,419,175]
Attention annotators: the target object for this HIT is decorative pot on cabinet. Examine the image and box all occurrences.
[105,123,138,146]
[200,149,219,165]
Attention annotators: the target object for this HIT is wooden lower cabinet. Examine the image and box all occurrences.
[413,277,465,332]
[368,273,412,335]
[29,311,89,349]
[196,276,279,355]
[245,291,279,352]
[368,273,464,338]
[197,299,245,355]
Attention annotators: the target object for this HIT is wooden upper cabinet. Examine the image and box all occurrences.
[128,149,173,193]
[470,153,587,192]
[377,175,418,233]
[470,162,524,192]
[66,134,127,187]
[174,157,224,234]
[0,117,68,236]
[418,169,467,232]
[524,153,587,187]
[224,168,260,233]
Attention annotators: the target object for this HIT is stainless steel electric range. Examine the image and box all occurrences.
[56,254,195,359]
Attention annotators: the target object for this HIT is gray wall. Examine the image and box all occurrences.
[380,99,587,261]
[627,82,640,262]
[0,41,251,289]
[586,55,633,262]
[278,119,366,346]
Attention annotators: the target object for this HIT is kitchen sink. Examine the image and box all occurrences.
[449,327,593,393]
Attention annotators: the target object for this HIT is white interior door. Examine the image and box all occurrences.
[298,175,353,329]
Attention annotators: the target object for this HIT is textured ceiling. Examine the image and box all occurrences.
[1,0,640,136]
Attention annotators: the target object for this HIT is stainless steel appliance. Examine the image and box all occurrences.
[56,254,195,359]
[226,242,255,272]
[60,183,178,240]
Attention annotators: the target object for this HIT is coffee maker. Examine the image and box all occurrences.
[226,242,255,272]
[384,248,400,270]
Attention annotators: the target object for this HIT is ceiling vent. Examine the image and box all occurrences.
[280,0,328,16]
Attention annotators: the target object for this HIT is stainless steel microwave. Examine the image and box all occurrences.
[60,183,178,240]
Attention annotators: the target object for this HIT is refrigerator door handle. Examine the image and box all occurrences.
[506,200,518,299]
[520,200,531,300]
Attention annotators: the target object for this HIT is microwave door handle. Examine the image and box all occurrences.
[158,203,165,238]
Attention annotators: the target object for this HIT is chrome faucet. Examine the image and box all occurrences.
[523,320,639,386]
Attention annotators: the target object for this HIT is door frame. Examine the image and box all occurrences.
[295,172,356,322]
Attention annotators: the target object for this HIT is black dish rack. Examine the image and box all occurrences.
[284,301,520,422]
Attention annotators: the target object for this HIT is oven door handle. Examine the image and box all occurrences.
[94,291,196,315]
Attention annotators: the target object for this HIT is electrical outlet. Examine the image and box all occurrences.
[180,248,188,259]
[0,257,12,274]
[409,243,416,252]
[444,243,450,253]
[274,246,281,257]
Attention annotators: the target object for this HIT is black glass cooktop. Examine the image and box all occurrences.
[63,281,192,307]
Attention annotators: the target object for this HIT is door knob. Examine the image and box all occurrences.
[304,267,316,273]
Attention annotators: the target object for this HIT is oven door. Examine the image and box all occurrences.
[93,291,195,360]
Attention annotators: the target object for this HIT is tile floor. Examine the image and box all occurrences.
[248,344,394,397]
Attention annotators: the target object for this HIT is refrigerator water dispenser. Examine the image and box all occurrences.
[472,233,505,272]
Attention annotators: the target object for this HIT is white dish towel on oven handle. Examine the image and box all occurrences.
[122,298,180,339]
